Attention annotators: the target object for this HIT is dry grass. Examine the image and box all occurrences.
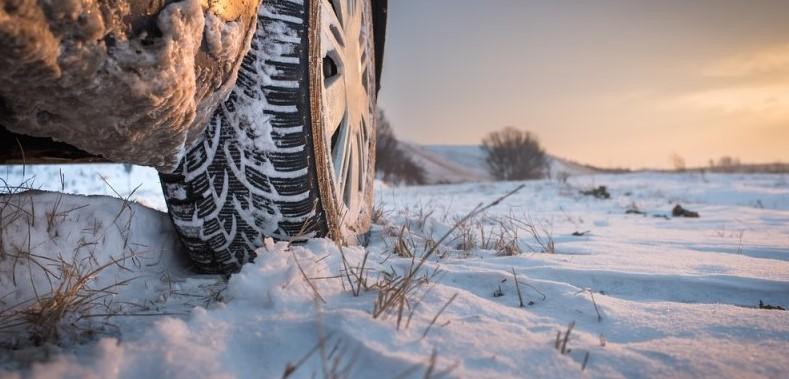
[345,186,540,329]
[491,217,523,256]
[400,207,560,259]
[512,267,525,307]
[505,215,556,254]
[554,321,575,355]
[553,320,594,371]
[390,348,458,379]
[0,254,137,345]
[422,293,457,339]
[576,288,604,322]
[282,303,359,379]
[0,186,139,345]
[0,175,154,348]
[451,218,478,252]
[371,258,437,328]
[292,252,327,304]
[370,185,526,326]
[377,197,561,262]
[370,202,386,225]
[443,211,560,257]
[392,224,415,258]
[337,244,370,297]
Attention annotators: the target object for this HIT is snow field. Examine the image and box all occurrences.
[0,166,788,378]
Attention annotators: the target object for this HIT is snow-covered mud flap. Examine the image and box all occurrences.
[161,0,378,273]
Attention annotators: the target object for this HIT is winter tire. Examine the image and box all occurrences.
[160,0,378,273]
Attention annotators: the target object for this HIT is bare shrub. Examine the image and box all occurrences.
[482,127,547,181]
[670,153,686,172]
[713,156,741,172]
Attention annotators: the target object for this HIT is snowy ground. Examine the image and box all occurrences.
[0,165,788,378]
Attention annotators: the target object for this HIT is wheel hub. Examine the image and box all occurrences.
[319,0,375,225]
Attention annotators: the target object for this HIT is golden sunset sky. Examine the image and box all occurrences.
[377,0,789,169]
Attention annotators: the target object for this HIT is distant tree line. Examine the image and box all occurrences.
[707,156,789,173]
[668,154,789,173]
[709,156,742,172]
[375,111,426,185]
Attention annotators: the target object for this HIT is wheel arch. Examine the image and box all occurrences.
[371,0,388,94]
[0,0,388,166]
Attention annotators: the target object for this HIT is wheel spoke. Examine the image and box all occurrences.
[323,66,347,137]
[329,0,350,29]
[332,117,350,183]
[348,0,360,29]
[341,122,355,205]
[321,0,346,53]
[356,125,366,192]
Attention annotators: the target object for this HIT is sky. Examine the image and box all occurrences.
[376,0,789,169]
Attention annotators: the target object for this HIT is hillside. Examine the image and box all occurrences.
[401,144,599,184]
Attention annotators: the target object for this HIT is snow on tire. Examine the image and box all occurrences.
[160,0,377,273]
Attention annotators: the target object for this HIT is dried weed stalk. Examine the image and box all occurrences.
[371,185,526,326]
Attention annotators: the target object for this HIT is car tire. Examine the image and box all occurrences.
[160,0,378,273]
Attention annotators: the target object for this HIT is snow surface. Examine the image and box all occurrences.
[1,166,788,378]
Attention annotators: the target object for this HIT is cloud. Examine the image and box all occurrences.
[674,84,789,120]
[668,44,789,122]
[703,44,789,78]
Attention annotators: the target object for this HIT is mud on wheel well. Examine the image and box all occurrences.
[0,0,387,166]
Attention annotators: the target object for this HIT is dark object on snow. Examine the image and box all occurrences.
[572,231,590,237]
[653,214,671,220]
[759,300,786,311]
[581,186,611,199]
[672,205,700,218]
[625,207,646,215]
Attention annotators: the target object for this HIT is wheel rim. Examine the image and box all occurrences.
[318,0,375,229]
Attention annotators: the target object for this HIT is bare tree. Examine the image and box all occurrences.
[482,127,547,180]
[375,110,426,185]
[670,153,686,172]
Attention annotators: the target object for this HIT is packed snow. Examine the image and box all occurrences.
[1,165,788,378]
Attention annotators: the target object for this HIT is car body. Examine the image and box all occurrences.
[0,0,387,171]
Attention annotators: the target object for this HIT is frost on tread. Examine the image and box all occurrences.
[161,0,324,273]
